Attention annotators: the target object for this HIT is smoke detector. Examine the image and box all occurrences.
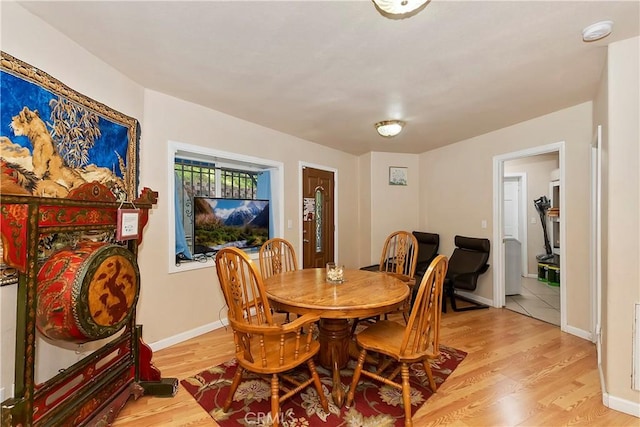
[582,20,613,42]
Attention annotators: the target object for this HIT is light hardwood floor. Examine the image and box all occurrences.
[113,308,638,426]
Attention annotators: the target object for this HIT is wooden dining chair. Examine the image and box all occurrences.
[345,255,448,427]
[352,230,419,332]
[378,230,419,283]
[215,247,328,426]
[259,237,298,322]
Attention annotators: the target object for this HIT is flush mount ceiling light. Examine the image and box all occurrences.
[372,0,428,16]
[375,120,405,138]
[582,20,614,42]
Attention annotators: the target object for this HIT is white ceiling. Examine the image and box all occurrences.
[15,1,640,155]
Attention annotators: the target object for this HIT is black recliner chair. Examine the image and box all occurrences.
[410,231,440,306]
[444,235,491,312]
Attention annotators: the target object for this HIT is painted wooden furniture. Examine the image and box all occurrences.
[0,182,176,426]
[263,267,408,407]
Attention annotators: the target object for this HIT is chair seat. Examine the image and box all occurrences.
[356,320,433,364]
[216,247,329,425]
[238,334,321,374]
[346,255,448,427]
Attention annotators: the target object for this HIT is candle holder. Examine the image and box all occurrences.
[326,262,345,284]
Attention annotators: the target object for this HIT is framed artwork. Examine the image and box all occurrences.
[0,51,139,201]
[116,208,140,241]
[389,166,408,186]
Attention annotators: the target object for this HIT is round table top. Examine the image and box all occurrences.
[264,268,409,319]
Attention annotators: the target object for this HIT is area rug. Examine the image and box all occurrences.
[180,345,466,426]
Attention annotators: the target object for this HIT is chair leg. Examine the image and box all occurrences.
[422,359,437,392]
[441,283,454,313]
[402,306,410,324]
[223,365,244,411]
[446,280,489,312]
[307,359,329,413]
[270,374,280,427]
[345,348,367,408]
[350,318,360,335]
[400,363,413,427]
[449,287,458,311]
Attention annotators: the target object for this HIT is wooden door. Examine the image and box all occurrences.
[302,167,335,268]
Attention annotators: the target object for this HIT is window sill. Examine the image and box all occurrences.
[168,250,260,274]
[169,256,215,274]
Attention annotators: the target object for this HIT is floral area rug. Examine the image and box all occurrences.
[180,345,466,426]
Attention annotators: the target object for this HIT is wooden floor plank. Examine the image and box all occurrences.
[113,308,638,426]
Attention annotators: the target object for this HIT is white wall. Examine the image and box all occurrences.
[364,152,421,263]
[592,35,610,406]
[420,102,593,333]
[604,36,639,408]
[357,152,373,268]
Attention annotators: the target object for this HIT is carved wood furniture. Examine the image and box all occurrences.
[215,247,328,427]
[0,182,176,426]
[346,255,448,427]
[353,230,419,331]
[263,267,408,407]
[259,237,299,323]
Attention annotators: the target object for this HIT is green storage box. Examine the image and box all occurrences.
[547,266,560,287]
[537,263,548,282]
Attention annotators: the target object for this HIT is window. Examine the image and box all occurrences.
[174,159,260,259]
[168,141,284,273]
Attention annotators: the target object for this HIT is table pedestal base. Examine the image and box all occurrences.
[318,318,351,407]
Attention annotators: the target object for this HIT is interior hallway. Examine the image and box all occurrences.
[506,276,560,326]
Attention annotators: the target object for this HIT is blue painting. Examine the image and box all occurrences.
[0,51,139,200]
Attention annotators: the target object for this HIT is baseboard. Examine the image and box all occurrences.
[456,290,594,343]
[148,319,228,352]
[563,324,592,341]
[602,392,640,418]
[455,290,493,307]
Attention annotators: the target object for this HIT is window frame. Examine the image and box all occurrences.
[167,140,284,273]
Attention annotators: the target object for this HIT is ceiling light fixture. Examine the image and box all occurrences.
[582,20,614,42]
[375,120,405,138]
[372,0,429,16]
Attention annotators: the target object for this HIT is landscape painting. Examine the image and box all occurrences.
[193,197,270,254]
[0,51,139,200]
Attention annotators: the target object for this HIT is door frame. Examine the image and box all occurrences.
[492,142,567,331]
[591,125,602,344]
[298,161,339,265]
[504,172,529,276]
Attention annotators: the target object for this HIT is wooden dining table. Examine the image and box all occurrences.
[263,267,409,406]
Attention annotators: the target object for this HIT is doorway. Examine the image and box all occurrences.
[503,173,528,276]
[301,166,335,268]
[493,143,566,330]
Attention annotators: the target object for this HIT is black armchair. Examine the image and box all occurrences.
[410,231,440,306]
[444,235,491,312]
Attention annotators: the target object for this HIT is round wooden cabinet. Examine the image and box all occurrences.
[36,241,140,343]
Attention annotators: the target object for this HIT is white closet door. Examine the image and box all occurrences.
[503,177,520,240]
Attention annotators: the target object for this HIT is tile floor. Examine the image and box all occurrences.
[505,276,560,326]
